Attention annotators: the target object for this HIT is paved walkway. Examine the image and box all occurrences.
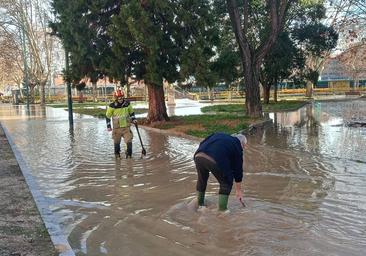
[0,124,57,256]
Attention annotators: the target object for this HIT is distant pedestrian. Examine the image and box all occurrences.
[106,89,137,158]
[194,132,247,211]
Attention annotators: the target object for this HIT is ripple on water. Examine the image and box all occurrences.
[1,103,366,255]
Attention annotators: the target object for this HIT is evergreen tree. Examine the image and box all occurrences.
[50,0,120,101]
[109,0,218,123]
[260,31,304,103]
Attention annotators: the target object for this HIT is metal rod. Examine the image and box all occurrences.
[21,17,30,113]
[65,50,73,128]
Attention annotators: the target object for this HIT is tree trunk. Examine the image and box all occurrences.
[146,82,169,123]
[274,78,278,102]
[78,91,84,103]
[40,80,46,106]
[305,81,313,98]
[263,85,270,104]
[92,81,97,102]
[48,82,51,101]
[244,66,262,117]
[18,84,24,98]
[29,83,36,104]
[126,83,131,97]
[226,0,288,118]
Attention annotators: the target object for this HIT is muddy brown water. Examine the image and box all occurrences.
[0,100,365,256]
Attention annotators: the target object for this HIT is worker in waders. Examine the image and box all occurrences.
[194,132,247,211]
[106,89,137,158]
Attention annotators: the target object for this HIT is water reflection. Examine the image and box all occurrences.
[1,101,366,255]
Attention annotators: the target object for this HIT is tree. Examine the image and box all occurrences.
[199,3,242,99]
[301,0,365,97]
[325,0,366,48]
[74,81,86,103]
[336,43,366,88]
[50,0,119,102]
[177,1,221,101]
[260,3,338,102]
[109,0,218,123]
[292,22,338,97]
[225,0,290,118]
[260,31,304,103]
[0,0,55,105]
[0,31,23,91]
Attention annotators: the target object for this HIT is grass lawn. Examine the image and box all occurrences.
[147,114,260,138]
[201,100,308,114]
[148,100,308,138]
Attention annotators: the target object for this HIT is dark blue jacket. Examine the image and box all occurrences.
[194,133,244,183]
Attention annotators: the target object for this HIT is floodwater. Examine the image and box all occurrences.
[134,98,218,117]
[0,99,366,256]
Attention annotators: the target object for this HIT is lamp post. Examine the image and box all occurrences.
[21,15,30,113]
[65,49,73,128]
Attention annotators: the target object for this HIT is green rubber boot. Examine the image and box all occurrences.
[218,194,229,211]
[197,191,205,206]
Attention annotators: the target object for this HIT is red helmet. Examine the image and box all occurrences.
[113,89,124,98]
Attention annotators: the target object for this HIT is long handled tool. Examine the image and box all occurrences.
[239,198,246,208]
[134,123,146,157]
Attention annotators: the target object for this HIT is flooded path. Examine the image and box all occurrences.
[0,99,365,255]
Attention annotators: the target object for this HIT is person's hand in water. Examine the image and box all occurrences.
[236,190,246,207]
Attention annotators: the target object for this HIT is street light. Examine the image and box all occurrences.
[20,12,30,113]
[65,49,73,129]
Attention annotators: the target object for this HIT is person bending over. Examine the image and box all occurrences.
[194,132,247,211]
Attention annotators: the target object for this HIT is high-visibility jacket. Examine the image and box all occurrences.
[106,100,136,129]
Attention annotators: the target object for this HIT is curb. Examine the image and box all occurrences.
[1,122,75,256]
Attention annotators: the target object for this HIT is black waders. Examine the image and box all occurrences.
[126,142,132,158]
[114,143,121,158]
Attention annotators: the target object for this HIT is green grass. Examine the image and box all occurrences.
[201,100,308,114]
[155,100,307,138]
[201,104,246,114]
[155,114,253,138]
